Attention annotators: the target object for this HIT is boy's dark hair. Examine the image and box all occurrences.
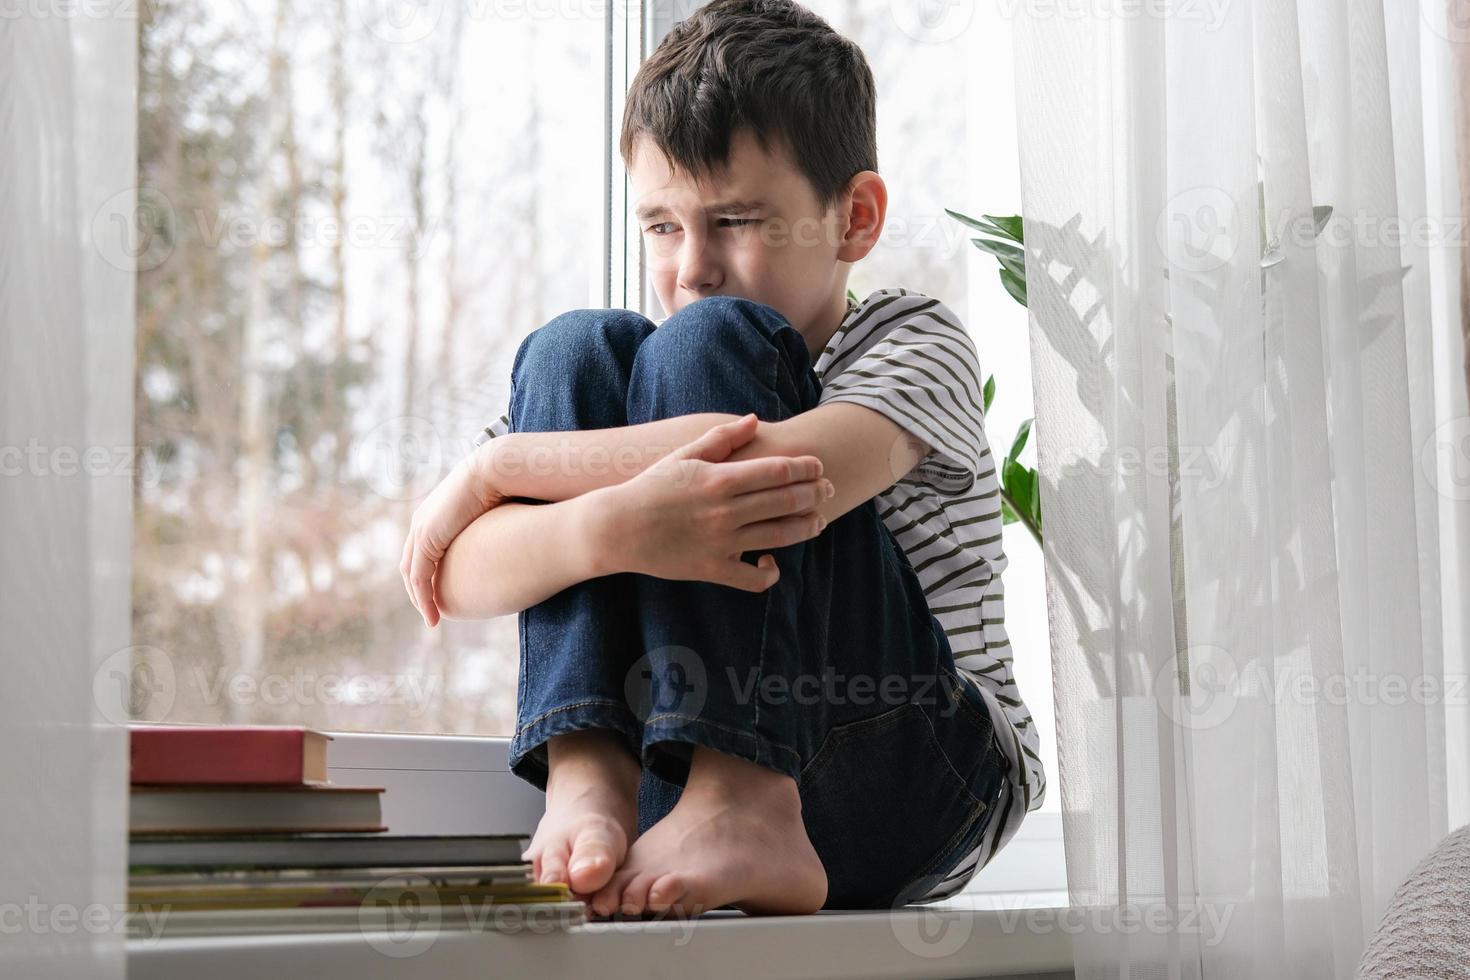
[619,0,878,214]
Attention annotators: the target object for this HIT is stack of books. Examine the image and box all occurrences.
[126,724,583,938]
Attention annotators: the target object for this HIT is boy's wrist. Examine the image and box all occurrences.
[569,485,625,579]
[468,432,521,502]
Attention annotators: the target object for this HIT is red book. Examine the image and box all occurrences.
[129,725,332,786]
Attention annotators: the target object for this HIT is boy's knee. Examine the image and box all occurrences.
[665,295,786,338]
[639,295,787,371]
[513,307,651,383]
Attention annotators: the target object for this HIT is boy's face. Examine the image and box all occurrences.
[628,128,882,340]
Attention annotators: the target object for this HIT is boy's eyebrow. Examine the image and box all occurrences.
[635,198,768,222]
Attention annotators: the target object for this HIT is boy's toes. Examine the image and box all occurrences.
[617,873,659,916]
[537,844,570,886]
[588,870,634,918]
[567,825,624,894]
[646,873,687,913]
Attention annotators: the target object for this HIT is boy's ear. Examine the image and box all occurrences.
[836,170,886,263]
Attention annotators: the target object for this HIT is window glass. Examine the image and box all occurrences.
[134,0,604,734]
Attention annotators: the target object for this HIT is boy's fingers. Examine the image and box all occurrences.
[731,479,830,525]
[733,513,826,552]
[721,413,760,444]
[716,455,823,495]
[719,553,779,592]
[400,533,415,603]
[675,414,760,462]
[409,546,436,626]
[681,414,757,464]
[402,544,419,615]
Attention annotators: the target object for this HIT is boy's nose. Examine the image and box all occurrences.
[677,244,723,294]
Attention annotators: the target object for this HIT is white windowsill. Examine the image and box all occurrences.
[126,731,1074,980]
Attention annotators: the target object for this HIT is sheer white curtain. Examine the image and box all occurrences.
[1012,0,1465,977]
[0,10,135,979]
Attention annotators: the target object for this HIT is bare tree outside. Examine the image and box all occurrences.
[134,0,603,733]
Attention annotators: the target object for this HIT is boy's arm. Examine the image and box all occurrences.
[428,414,741,621]
[722,402,929,524]
[473,403,927,523]
[433,404,925,620]
[433,494,610,621]
[472,413,739,501]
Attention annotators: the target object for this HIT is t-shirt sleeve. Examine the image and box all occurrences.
[816,298,992,495]
[471,410,510,450]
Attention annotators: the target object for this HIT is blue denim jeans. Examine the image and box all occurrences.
[503,296,1008,908]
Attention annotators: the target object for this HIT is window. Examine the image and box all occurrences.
[133,0,605,734]
[132,1,1061,888]
[131,0,1062,902]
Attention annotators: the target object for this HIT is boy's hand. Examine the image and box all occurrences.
[400,454,506,627]
[595,414,834,591]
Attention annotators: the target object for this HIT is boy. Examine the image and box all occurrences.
[400,0,1044,918]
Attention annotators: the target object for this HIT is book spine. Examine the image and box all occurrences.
[130,729,310,785]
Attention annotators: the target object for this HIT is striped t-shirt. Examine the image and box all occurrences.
[472,288,1046,899]
[812,288,1045,901]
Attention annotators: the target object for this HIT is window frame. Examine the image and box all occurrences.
[609,0,707,316]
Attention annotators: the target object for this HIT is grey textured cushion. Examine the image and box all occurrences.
[1356,823,1470,979]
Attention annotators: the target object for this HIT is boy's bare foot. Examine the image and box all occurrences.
[586,745,827,918]
[522,730,641,896]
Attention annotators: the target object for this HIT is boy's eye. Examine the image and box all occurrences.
[646,218,758,235]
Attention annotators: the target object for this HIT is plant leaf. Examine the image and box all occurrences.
[981,214,1025,243]
[1002,457,1028,499]
[1028,470,1042,532]
[998,267,1028,307]
[970,237,1026,278]
[983,374,996,415]
[946,207,1004,236]
[946,208,1023,244]
[1008,418,1033,463]
[1002,456,1044,536]
[945,207,991,232]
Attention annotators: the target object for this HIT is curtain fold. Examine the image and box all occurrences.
[1013,1,1461,976]
[0,11,135,978]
